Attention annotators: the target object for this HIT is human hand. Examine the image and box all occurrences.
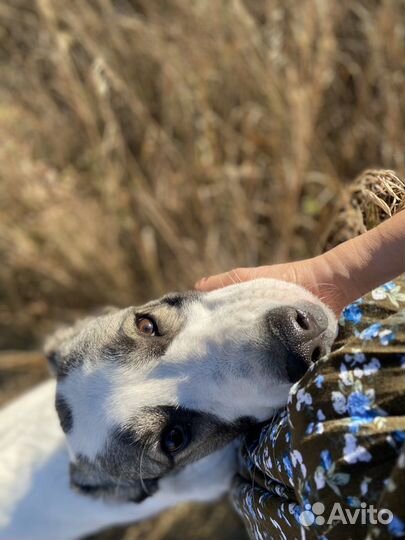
[195,257,348,316]
[195,211,405,316]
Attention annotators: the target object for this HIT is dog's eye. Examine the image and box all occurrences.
[161,425,190,455]
[136,316,158,336]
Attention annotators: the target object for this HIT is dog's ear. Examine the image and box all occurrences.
[44,322,82,377]
[44,306,119,377]
[44,316,94,377]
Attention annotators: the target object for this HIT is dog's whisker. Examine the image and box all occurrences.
[228,271,237,285]
[114,468,124,498]
[233,269,243,284]
[139,435,152,496]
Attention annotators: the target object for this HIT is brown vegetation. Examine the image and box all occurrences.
[1,0,405,350]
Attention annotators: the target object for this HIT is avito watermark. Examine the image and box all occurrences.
[299,502,393,527]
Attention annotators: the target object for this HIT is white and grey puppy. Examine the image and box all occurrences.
[0,279,337,540]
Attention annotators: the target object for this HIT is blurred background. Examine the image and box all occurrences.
[1,0,405,538]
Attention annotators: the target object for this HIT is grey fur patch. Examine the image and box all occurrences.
[55,394,73,433]
[56,353,84,379]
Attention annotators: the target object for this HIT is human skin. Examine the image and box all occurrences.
[196,211,405,316]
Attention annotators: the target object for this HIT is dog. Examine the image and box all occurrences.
[0,279,337,540]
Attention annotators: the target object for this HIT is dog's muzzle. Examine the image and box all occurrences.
[267,303,330,383]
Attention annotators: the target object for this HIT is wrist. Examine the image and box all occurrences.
[309,253,354,314]
[319,211,405,309]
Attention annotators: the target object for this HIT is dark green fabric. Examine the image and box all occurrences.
[232,275,405,539]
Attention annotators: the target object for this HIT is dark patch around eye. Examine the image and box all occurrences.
[103,330,137,359]
[55,394,74,433]
[103,324,171,367]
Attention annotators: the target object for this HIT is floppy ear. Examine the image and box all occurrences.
[44,324,79,377]
[70,462,159,503]
[44,306,119,377]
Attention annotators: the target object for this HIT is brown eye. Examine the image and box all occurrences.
[162,425,190,455]
[136,316,157,336]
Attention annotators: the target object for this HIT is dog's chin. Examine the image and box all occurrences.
[71,478,159,504]
[70,462,159,504]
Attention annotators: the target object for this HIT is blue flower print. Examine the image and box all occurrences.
[343,433,372,464]
[392,431,405,444]
[314,450,350,494]
[371,281,405,308]
[315,374,325,388]
[379,328,396,345]
[317,409,326,421]
[332,391,347,414]
[339,364,355,386]
[342,302,362,324]
[360,477,371,496]
[347,390,374,417]
[359,323,396,345]
[305,422,315,435]
[321,450,333,470]
[388,515,405,537]
[372,281,397,298]
[332,385,377,423]
[344,352,367,365]
[295,388,312,412]
[291,449,307,479]
[337,357,380,384]
[282,454,293,481]
[346,496,361,508]
[363,357,381,376]
[359,323,382,341]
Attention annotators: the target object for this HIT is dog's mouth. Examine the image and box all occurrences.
[285,341,326,383]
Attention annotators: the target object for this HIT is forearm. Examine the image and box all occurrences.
[320,210,405,308]
[196,211,405,316]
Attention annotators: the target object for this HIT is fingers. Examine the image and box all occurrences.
[195,263,301,291]
[194,257,349,315]
[195,268,252,291]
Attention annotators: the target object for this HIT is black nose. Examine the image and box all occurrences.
[267,304,328,383]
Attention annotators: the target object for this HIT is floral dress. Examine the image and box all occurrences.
[231,275,405,540]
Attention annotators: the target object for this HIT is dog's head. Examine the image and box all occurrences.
[45,279,337,502]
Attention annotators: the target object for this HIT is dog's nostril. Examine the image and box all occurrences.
[295,310,310,331]
[311,346,322,363]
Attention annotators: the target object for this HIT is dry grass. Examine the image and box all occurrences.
[1,0,405,349]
